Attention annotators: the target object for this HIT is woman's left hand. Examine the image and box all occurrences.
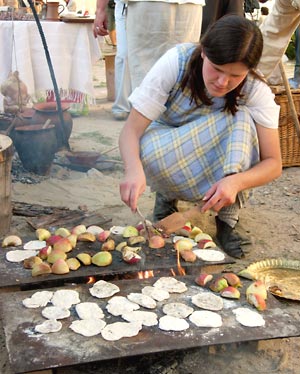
[201,174,240,212]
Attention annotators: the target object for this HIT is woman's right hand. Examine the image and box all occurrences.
[119,109,152,212]
[119,166,147,212]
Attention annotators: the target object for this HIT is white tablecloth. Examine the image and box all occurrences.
[0,20,102,111]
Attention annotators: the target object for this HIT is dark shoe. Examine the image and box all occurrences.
[153,192,178,221]
[215,216,245,259]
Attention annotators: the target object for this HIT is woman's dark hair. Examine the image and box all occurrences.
[180,15,264,115]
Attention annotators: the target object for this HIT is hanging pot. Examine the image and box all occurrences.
[31,102,73,150]
[13,124,57,175]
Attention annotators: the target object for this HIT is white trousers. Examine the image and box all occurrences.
[112,0,132,114]
[126,2,203,89]
[258,0,300,80]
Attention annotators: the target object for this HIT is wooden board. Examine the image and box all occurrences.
[60,16,94,23]
[0,238,233,289]
[1,276,300,374]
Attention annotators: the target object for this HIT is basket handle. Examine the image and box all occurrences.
[279,60,300,140]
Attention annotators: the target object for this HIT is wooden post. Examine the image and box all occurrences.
[0,135,13,237]
[104,53,116,102]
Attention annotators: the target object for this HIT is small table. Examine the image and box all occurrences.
[0,20,102,111]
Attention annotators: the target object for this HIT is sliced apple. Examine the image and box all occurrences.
[55,227,71,238]
[76,253,92,265]
[194,232,213,243]
[47,249,67,264]
[92,251,112,266]
[31,262,52,277]
[71,224,87,236]
[52,259,70,275]
[53,237,73,253]
[77,232,96,242]
[35,228,51,241]
[2,235,22,247]
[197,239,217,249]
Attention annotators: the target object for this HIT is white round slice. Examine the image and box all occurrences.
[6,250,38,262]
[233,307,265,327]
[86,225,104,235]
[106,296,140,316]
[162,302,194,318]
[89,280,120,298]
[75,302,105,319]
[153,277,187,293]
[189,310,223,328]
[101,321,142,341]
[122,311,158,326]
[110,226,125,235]
[51,290,80,309]
[127,293,156,309]
[191,292,223,311]
[35,319,62,333]
[70,319,106,337]
[173,236,197,247]
[42,306,70,320]
[158,315,189,331]
[22,291,54,308]
[193,249,225,262]
[23,240,46,250]
[142,286,170,302]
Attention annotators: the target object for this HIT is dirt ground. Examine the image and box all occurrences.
[1,59,300,374]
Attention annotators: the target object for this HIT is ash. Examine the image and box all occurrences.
[11,155,49,185]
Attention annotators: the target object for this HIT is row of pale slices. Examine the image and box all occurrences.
[22,278,266,340]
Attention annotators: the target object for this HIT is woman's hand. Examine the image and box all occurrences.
[201,125,282,213]
[93,0,109,37]
[119,109,152,212]
[201,174,241,212]
[120,165,147,212]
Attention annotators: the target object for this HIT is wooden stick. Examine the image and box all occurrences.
[100,145,119,155]
[279,60,300,140]
[42,118,52,129]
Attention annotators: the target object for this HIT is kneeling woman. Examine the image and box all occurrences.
[118,15,282,258]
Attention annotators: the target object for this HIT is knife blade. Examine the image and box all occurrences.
[153,202,205,236]
[136,206,150,240]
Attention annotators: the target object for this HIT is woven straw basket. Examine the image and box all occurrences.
[273,88,300,167]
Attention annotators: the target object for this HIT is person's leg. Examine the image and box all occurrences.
[215,195,248,259]
[153,192,178,221]
[127,2,203,89]
[258,0,300,82]
[289,25,300,87]
[111,0,132,120]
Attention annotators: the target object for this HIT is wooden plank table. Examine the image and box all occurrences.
[1,276,300,374]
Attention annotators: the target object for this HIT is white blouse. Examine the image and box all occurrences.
[129,46,280,128]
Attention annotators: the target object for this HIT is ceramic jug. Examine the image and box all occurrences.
[46,1,65,20]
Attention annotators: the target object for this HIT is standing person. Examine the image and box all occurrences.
[111,0,132,120]
[257,0,300,84]
[119,15,282,258]
[106,0,117,47]
[289,25,300,88]
[94,0,131,120]
[126,0,204,89]
[201,0,244,36]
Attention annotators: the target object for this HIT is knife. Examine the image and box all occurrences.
[136,206,151,240]
[153,202,205,236]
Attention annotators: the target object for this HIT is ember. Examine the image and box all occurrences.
[86,276,96,284]
[176,249,186,276]
[138,270,154,279]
